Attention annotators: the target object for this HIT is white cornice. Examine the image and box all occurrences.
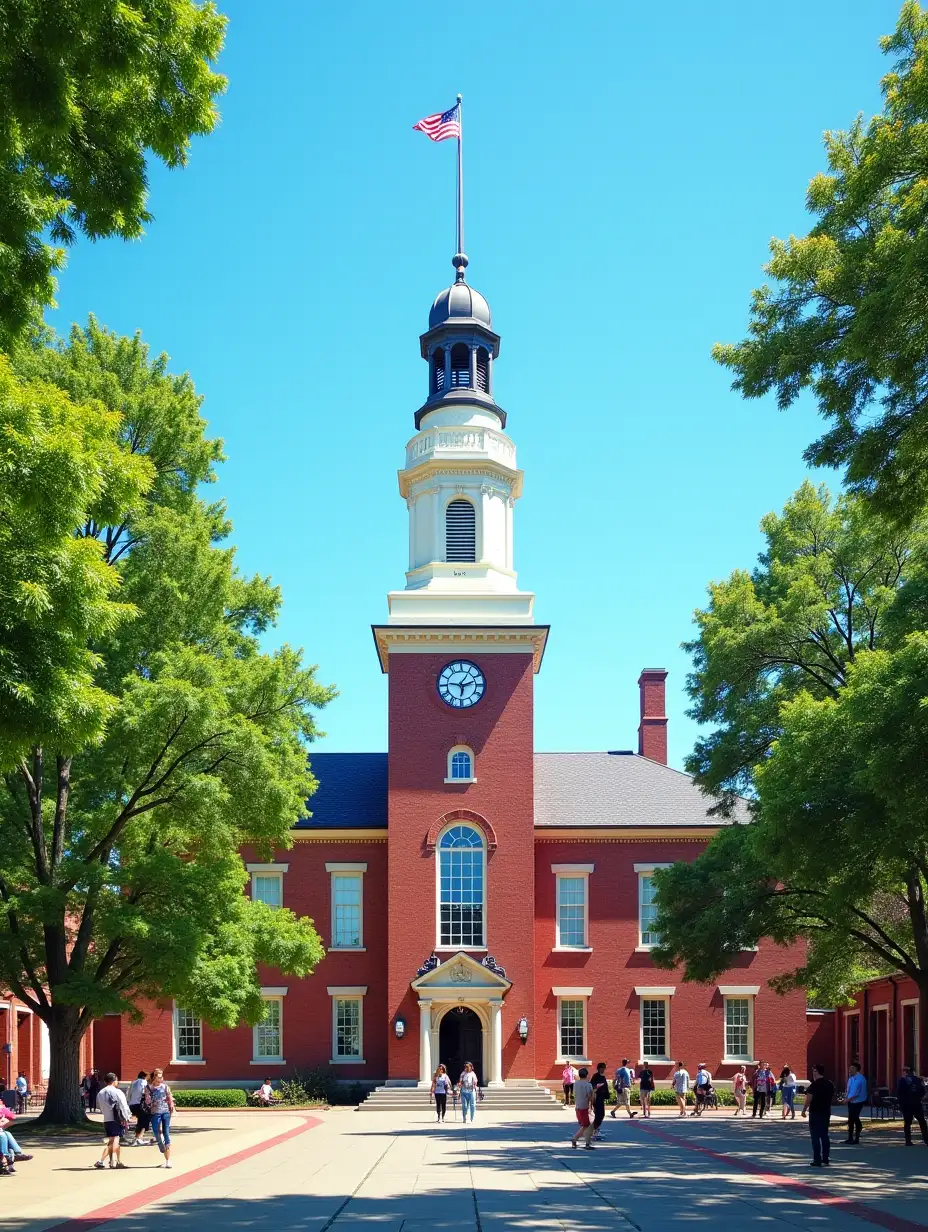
[372,624,548,674]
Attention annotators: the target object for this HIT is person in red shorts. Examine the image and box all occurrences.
[570,1067,595,1150]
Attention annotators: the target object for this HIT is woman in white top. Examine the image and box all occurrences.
[671,1062,690,1117]
[732,1065,747,1116]
[458,1062,479,1123]
[779,1066,797,1119]
[430,1065,452,1123]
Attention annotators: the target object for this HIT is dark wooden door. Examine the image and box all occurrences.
[439,1008,483,1085]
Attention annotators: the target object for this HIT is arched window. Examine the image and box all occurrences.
[438,824,484,947]
[446,746,475,782]
[432,347,445,394]
[445,499,476,562]
[450,342,470,387]
[475,347,490,393]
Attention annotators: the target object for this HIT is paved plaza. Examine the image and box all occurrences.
[9,1107,928,1231]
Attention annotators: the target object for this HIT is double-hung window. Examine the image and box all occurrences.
[635,986,675,1062]
[554,987,592,1063]
[327,863,366,949]
[247,863,288,908]
[720,986,759,1061]
[328,986,367,1064]
[252,989,287,1064]
[172,1005,203,1063]
[635,863,672,948]
[552,864,593,950]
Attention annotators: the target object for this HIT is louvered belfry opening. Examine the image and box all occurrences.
[475,347,490,393]
[432,347,445,393]
[450,342,470,388]
[445,499,476,562]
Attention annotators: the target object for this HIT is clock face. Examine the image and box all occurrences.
[437,660,486,709]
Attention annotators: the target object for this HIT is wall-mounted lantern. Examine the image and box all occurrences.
[518,1016,529,1043]
[394,1017,406,1039]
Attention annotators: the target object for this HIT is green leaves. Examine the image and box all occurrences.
[714,1,928,524]
[0,1,227,343]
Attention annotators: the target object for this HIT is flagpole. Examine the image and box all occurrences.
[456,93,464,270]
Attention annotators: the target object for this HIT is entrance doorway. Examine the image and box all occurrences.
[439,1007,483,1085]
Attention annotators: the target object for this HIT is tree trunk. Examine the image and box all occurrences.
[36,1006,88,1125]
[919,980,928,1080]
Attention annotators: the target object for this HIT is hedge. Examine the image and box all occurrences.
[172,1089,247,1108]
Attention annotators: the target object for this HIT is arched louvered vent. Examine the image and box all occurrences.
[432,347,445,393]
[445,499,476,562]
[450,343,470,388]
[476,347,490,393]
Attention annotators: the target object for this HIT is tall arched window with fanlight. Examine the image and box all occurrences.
[438,825,485,948]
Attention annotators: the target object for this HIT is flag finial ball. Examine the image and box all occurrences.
[452,252,468,281]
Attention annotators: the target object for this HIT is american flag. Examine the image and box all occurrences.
[412,103,460,142]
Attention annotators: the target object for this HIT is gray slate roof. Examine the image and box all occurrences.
[533,751,748,828]
[299,750,745,830]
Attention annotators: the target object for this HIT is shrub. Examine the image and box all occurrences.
[172,1088,247,1108]
[288,1065,339,1103]
[277,1078,310,1105]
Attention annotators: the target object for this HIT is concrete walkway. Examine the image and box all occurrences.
[9,1107,928,1230]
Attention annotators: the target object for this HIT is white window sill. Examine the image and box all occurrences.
[251,1059,286,1065]
[444,777,477,784]
[329,946,366,952]
[643,1056,672,1064]
[557,1057,592,1066]
[435,946,487,952]
[330,1058,366,1065]
[723,1057,756,1065]
[553,946,593,953]
[169,1058,206,1065]
[635,945,657,953]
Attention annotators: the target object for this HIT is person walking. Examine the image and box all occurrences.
[897,1066,928,1146]
[431,1065,451,1124]
[751,1063,768,1118]
[570,1067,596,1149]
[638,1062,655,1118]
[93,1073,131,1170]
[609,1058,638,1118]
[87,1069,102,1114]
[127,1071,151,1146]
[779,1066,797,1120]
[802,1064,835,1167]
[672,1061,690,1117]
[14,1073,27,1115]
[843,1062,867,1145]
[458,1062,478,1124]
[148,1068,175,1168]
[562,1062,578,1106]
[733,1065,747,1115]
[693,1063,712,1116]
[590,1063,610,1140]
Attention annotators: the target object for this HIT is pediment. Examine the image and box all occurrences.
[411,951,511,993]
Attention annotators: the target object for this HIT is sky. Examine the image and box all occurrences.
[50,0,903,768]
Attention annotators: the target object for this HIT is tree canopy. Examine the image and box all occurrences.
[713,1,928,526]
[0,322,333,1122]
[0,1,226,344]
[653,482,928,1062]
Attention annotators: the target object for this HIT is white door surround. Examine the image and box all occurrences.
[411,952,510,1088]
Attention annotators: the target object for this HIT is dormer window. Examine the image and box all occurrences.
[450,342,470,387]
[445,745,475,783]
[445,498,476,562]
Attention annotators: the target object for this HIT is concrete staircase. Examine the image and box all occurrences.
[358,1084,562,1112]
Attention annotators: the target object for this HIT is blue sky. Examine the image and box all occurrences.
[50,0,901,767]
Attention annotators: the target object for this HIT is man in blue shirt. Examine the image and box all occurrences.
[844,1062,867,1144]
[609,1059,638,1118]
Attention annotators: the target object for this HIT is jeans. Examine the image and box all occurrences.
[752,1091,766,1117]
[460,1089,476,1122]
[0,1129,22,1156]
[846,1102,864,1141]
[809,1111,831,1163]
[151,1111,172,1152]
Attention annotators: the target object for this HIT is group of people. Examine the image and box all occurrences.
[90,1069,176,1171]
[802,1062,928,1165]
[430,1062,481,1122]
[729,1062,798,1118]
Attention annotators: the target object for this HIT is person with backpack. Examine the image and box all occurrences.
[693,1063,713,1115]
[637,1063,655,1118]
[609,1058,638,1118]
[127,1071,152,1146]
[93,1073,132,1170]
[897,1066,928,1146]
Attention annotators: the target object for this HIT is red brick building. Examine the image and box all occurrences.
[110,252,809,1092]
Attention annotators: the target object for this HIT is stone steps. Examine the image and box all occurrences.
[358,1085,561,1112]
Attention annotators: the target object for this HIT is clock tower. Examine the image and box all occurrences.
[374,252,547,1087]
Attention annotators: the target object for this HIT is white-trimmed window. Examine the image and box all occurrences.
[635,986,674,1062]
[252,988,287,1064]
[720,986,759,1061]
[554,987,592,1063]
[901,1000,919,1073]
[328,986,367,1064]
[326,863,366,950]
[247,863,288,908]
[552,864,593,950]
[635,863,671,949]
[172,1004,203,1063]
[445,745,475,783]
[438,824,485,948]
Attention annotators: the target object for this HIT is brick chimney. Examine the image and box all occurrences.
[637,668,668,764]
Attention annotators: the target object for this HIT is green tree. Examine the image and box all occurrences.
[0,1,226,344]
[651,482,928,1065]
[714,2,928,526]
[0,322,333,1124]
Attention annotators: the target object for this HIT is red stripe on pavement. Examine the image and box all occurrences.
[47,1114,323,1231]
[636,1121,927,1232]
